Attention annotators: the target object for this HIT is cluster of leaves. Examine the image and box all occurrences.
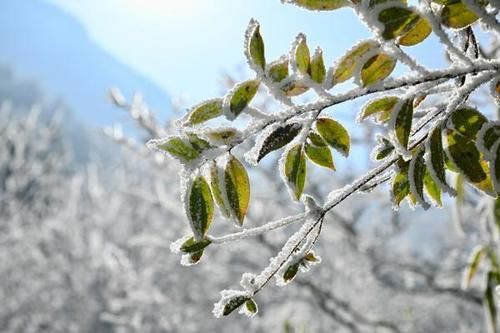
[146,0,500,321]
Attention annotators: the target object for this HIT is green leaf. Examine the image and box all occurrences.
[373,136,394,160]
[441,1,479,29]
[257,123,303,162]
[391,98,413,151]
[484,271,499,333]
[333,40,378,84]
[494,197,500,234]
[185,99,223,126]
[155,137,200,162]
[462,246,487,289]
[378,7,431,46]
[359,96,399,122]
[310,48,326,84]
[316,117,350,156]
[187,133,211,152]
[424,168,442,206]
[445,129,494,196]
[204,128,240,146]
[246,20,266,71]
[224,156,250,226]
[267,57,289,83]
[180,236,212,253]
[294,34,310,75]
[303,251,320,262]
[361,53,397,86]
[223,296,248,316]
[448,107,487,140]
[392,162,410,207]
[286,0,350,10]
[245,299,258,314]
[283,263,300,282]
[491,140,500,194]
[408,148,430,209]
[209,162,231,218]
[477,122,500,158]
[305,140,335,170]
[284,144,307,200]
[188,176,214,239]
[425,126,453,193]
[226,79,260,119]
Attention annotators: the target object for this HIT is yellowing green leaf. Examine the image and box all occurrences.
[477,123,500,158]
[224,156,251,226]
[285,144,307,200]
[286,0,350,10]
[267,57,289,83]
[392,163,410,207]
[360,96,399,122]
[257,123,303,163]
[226,79,260,119]
[188,176,214,239]
[441,1,479,29]
[155,137,200,162]
[305,135,335,170]
[209,162,231,218]
[448,106,487,140]
[310,48,326,84]
[281,80,309,96]
[246,20,266,71]
[180,236,212,254]
[316,117,350,156]
[361,53,397,86]
[425,126,453,193]
[185,99,223,126]
[378,7,431,46]
[462,245,487,289]
[333,40,378,84]
[294,35,310,75]
[373,136,394,160]
[245,299,258,315]
[408,148,430,209]
[424,168,442,206]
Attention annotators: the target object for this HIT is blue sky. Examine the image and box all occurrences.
[46,0,398,105]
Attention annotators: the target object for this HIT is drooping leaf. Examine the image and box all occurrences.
[257,123,303,162]
[491,140,500,194]
[392,162,410,207]
[462,246,487,289]
[224,156,251,226]
[209,162,231,218]
[188,176,214,239]
[445,129,494,195]
[225,79,260,119]
[284,144,307,200]
[310,47,326,84]
[448,107,487,140]
[267,57,289,83]
[189,250,204,264]
[484,271,499,333]
[223,296,248,316]
[423,168,442,206]
[180,236,212,254]
[361,53,397,86]
[185,99,223,126]
[246,20,266,71]
[391,98,413,151]
[333,40,378,84]
[408,148,430,209]
[285,0,350,10]
[441,1,479,29]
[154,137,200,162]
[359,96,399,123]
[303,251,320,262]
[377,6,431,46]
[316,117,350,156]
[294,34,310,75]
[425,126,453,193]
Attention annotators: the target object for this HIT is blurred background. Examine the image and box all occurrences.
[0,0,496,332]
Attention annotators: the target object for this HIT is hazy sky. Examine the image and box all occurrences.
[47,0,373,105]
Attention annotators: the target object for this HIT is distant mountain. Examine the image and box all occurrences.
[0,0,171,128]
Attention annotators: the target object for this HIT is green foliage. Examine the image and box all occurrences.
[224,156,251,226]
[285,144,307,200]
[189,176,214,239]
